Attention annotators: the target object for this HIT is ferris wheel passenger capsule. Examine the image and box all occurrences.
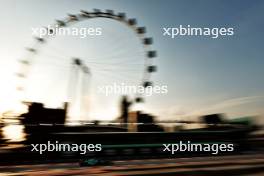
[35,37,45,43]
[147,66,157,73]
[20,60,30,65]
[135,97,144,103]
[143,38,153,45]
[105,10,114,16]
[80,10,90,17]
[117,13,126,20]
[93,9,102,15]
[26,48,36,53]
[137,27,146,34]
[143,81,153,88]
[147,51,157,58]
[56,20,66,27]
[68,14,78,21]
[128,18,137,26]
[46,27,55,35]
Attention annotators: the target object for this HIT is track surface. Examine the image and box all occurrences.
[1,154,264,176]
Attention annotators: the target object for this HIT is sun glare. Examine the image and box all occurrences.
[2,125,25,142]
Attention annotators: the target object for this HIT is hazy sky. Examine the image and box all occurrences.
[0,0,264,122]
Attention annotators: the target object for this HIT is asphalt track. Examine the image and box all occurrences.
[1,153,264,176]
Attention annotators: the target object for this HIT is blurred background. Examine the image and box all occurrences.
[0,0,264,175]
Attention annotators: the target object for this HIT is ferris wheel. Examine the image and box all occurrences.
[16,9,157,121]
